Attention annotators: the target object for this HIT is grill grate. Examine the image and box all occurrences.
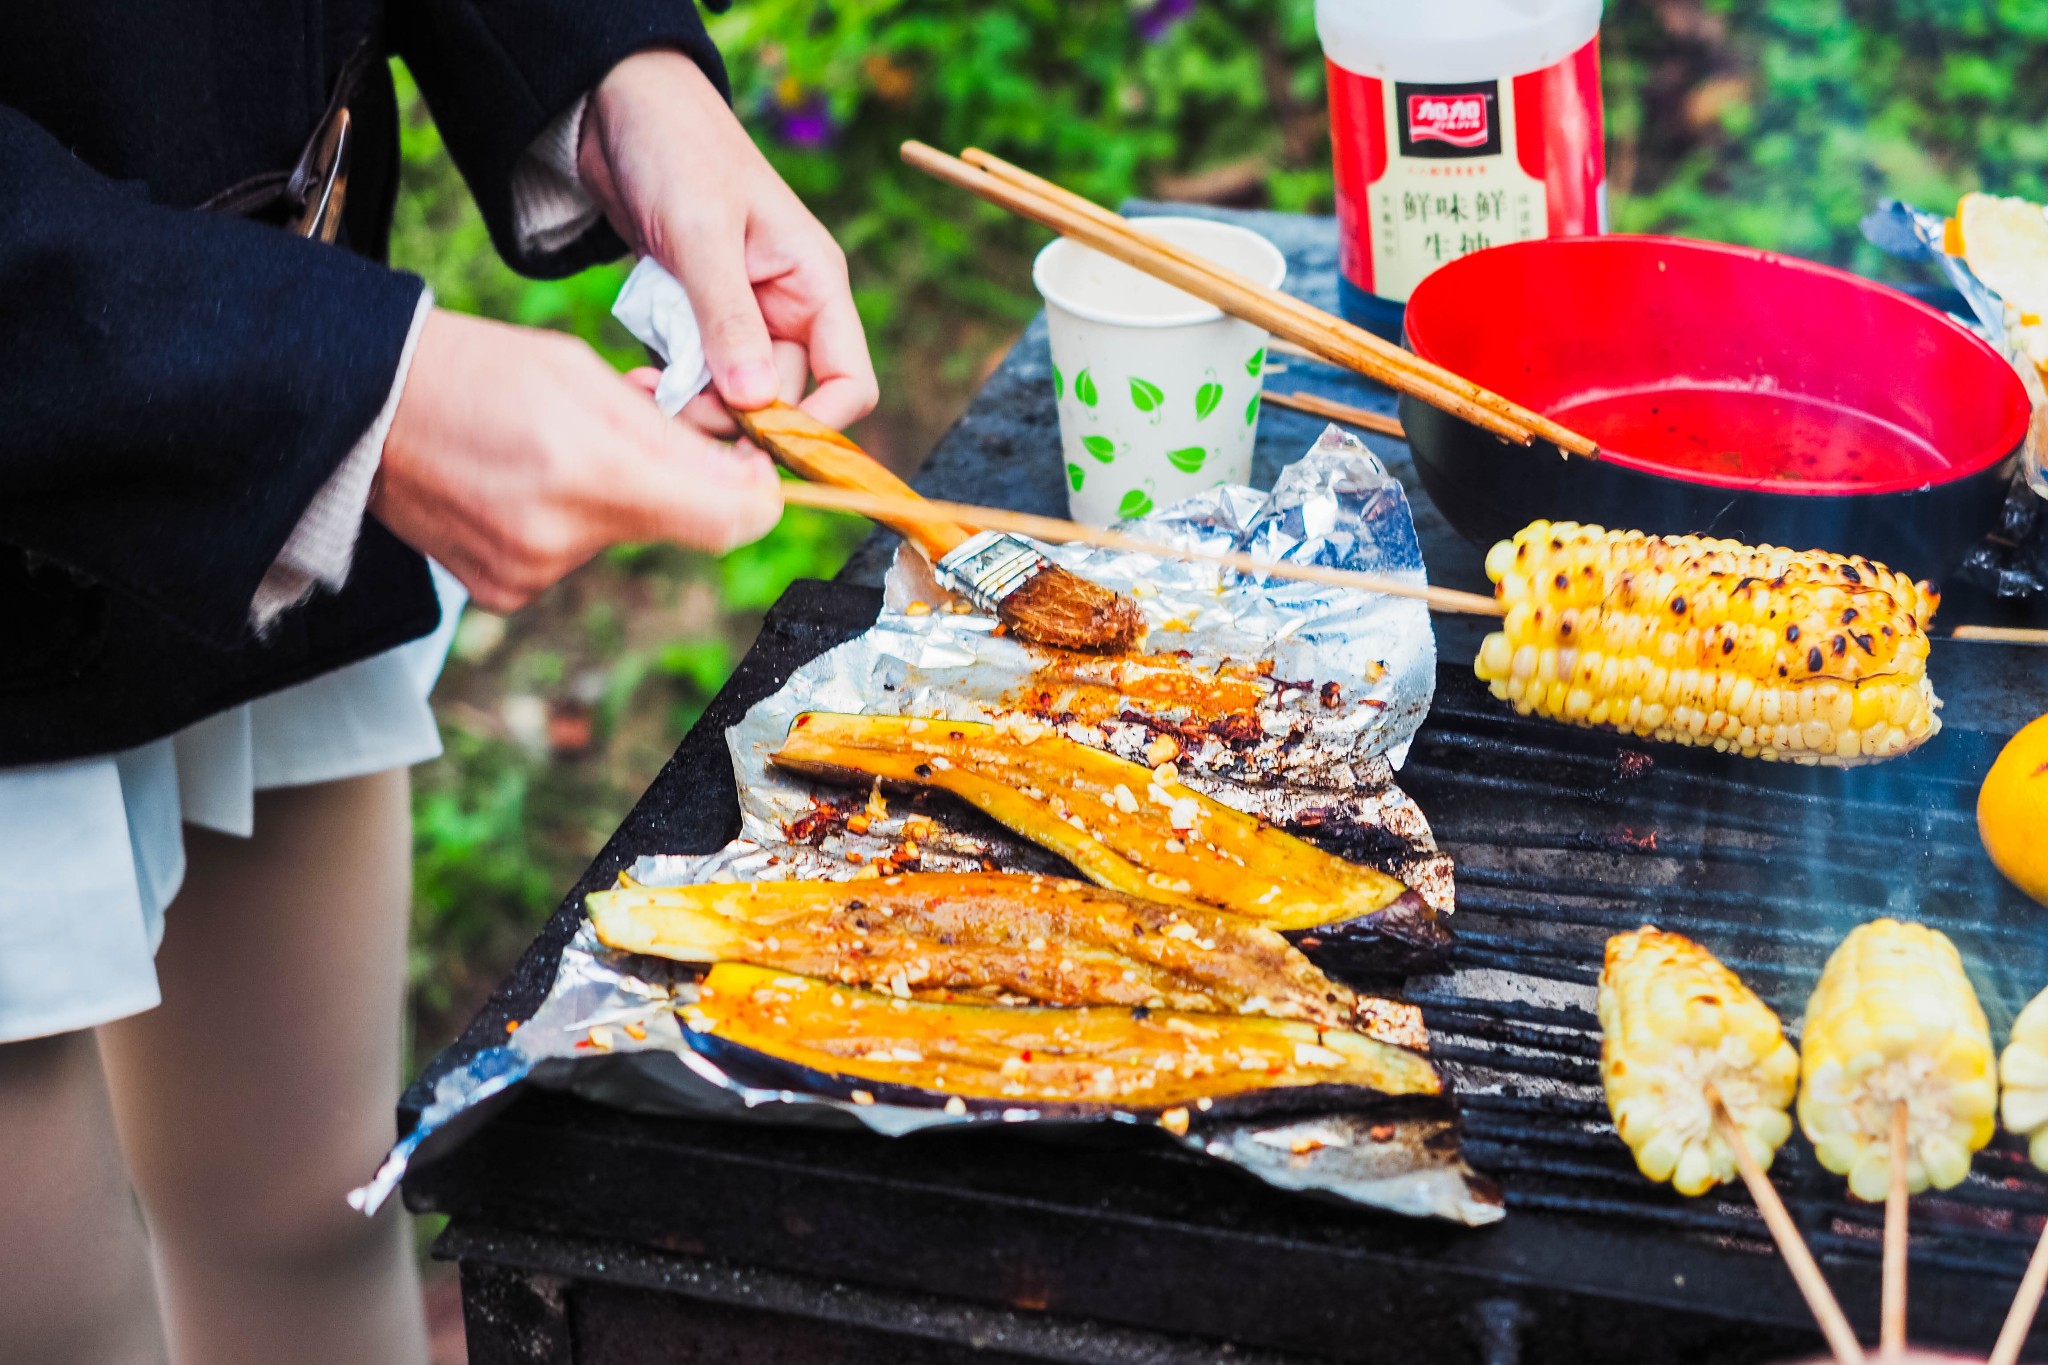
[1397,668,2048,1283]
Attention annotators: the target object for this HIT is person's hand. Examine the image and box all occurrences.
[373,309,783,613]
[577,49,878,437]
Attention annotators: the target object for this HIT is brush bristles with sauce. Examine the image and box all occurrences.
[1475,520,1942,764]
[997,568,1145,653]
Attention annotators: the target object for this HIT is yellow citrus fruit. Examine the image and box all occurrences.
[1980,713,2048,906]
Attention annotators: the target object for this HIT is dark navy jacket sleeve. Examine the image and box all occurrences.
[0,105,426,649]
[392,0,731,280]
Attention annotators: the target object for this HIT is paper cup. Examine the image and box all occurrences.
[1033,217,1287,525]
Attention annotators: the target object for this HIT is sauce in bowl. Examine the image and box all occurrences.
[1552,384,1957,494]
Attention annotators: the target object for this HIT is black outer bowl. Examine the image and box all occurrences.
[1398,389,2023,586]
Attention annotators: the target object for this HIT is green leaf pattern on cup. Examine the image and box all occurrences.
[1167,446,1206,474]
[1067,462,1084,492]
[1074,368,1098,407]
[1245,347,1266,377]
[1117,488,1154,519]
[1128,376,1163,416]
[1244,392,1261,426]
[1051,363,1064,401]
[1082,434,1116,463]
[1194,370,1222,422]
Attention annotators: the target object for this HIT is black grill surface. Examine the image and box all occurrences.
[1401,669,2047,1286]
[406,578,2048,1364]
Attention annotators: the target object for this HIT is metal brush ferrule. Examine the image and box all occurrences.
[934,531,1049,613]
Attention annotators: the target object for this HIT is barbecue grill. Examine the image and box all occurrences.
[401,206,2048,1364]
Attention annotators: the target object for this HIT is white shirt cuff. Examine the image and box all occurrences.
[250,288,435,632]
[509,96,601,256]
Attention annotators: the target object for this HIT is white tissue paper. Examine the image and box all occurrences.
[610,256,714,416]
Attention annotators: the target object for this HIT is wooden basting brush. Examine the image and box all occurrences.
[734,401,1143,653]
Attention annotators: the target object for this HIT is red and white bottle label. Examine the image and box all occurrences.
[1328,36,1606,304]
[1405,91,1493,149]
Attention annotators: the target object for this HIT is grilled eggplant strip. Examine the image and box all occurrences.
[770,712,1415,932]
[683,963,1443,1108]
[587,872,1402,1037]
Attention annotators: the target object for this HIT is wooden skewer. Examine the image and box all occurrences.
[1261,389,1406,439]
[1951,625,2048,646]
[1706,1088,1866,1364]
[778,480,1505,618]
[1884,1101,1910,1357]
[1988,1221,2048,1365]
[904,141,1601,457]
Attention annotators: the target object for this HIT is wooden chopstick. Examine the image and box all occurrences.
[778,480,1505,618]
[1708,1089,1866,1364]
[952,144,1598,459]
[1261,389,1406,439]
[905,141,1600,458]
[922,141,1521,447]
[959,147,1449,433]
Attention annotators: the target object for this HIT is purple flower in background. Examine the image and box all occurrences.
[1134,0,1195,42]
[763,79,839,149]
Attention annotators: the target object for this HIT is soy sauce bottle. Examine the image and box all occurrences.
[1317,0,1606,338]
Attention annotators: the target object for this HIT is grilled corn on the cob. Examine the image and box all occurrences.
[1474,521,1941,765]
[1798,919,1997,1199]
[1597,928,1800,1195]
[2000,986,2048,1170]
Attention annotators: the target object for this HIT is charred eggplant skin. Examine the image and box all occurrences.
[1286,892,1453,980]
[771,712,1413,932]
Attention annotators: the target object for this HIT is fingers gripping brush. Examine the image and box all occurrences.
[735,402,1144,653]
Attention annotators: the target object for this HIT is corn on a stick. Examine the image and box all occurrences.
[1475,521,1942,765]
[1989,986,2048,1365]
[1798,919,1997,1201]
[1599,928,1861,1363]
[1597,928,1800,1195]
[2002,986,2048,1169]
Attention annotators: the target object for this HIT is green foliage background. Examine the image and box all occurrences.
[393,0,2047,1058]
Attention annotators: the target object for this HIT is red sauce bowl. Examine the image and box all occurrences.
[1397,235,2030,583]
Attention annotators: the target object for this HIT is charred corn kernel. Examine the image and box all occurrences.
[1598,928,1799,1195]
[1798,919,1997,1199]
[1475,521,1942,766]
[2001,986,2048,1170]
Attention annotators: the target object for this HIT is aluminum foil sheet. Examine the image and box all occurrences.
[355,427,1499,1225]
[1863,198,2048,595]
